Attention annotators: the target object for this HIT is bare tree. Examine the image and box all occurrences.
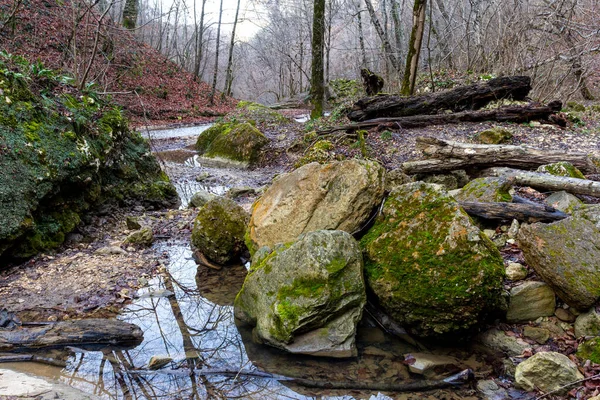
[311,0,326,118]
[209,0,224,105]
[401,0,427,95]
[223,0,242,98]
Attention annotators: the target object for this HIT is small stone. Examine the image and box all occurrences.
[95,246,127,256]
[507,219,520,239]
[126,216,142,230]
[277,134,286,141]
[483,229,496,238]
[515,352,583,392]
[188,190,217,208]
[555,308,576,323]
[124,227,154,247]
[574,309,600,338]
[404,353,463,379]
[506,262,527,281]
[47,315,58,322]
[523,326,550,344]
[477,328,529,356]
[148,356,172,370]
[195,172,210,182]
[477,379,507,400]
[492,235,507,248]
[506,281,556,323]
[506,238,515,245]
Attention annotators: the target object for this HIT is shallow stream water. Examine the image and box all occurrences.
[3,125,485,399]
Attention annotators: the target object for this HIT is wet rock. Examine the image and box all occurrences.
[576,337,600,363]
[454,177,513,203]
[188,189,217,208]
[537,161,586,179]
[505,262,527,281]
[95,246,127,255]
[476,127,513,144]
[124,227,154,247]
[191,198,249,265]
[246,160,385,254]
[126,216,142,230]
[523,326,550,344]
[384,168,413,192]
[148,355,173,370]
[195,122,269,166]
[574,309,600,338]
[554,307,576,323]
[477,379,508,400]
[0,368,100,399]
[361,182,505,336]
[518,218,600,309]
[515,352,583,392]
[545,191,582,214]
[404,352,463,379]
[477,328,529,357]
[234,230,366,358]
[506,281,555,323]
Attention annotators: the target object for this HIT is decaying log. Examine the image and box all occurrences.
[399,137,600,175]
[0,319,143,351]
[459,201,568,222]
[483,167,600,198]
[347,75,532,121]
[318,102,563,134]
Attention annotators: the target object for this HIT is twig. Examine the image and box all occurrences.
[535,372,600,399]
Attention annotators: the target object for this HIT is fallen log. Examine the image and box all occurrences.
[347,75,532,121]
[482,167,600,197]
[0,319,143,351]
[417,136,599,174]
[319,101,563,134]
[459,201,568,222]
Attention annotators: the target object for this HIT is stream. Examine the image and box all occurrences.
[2,125,488,399]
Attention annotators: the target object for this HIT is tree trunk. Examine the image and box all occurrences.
[209,0,224,105]
[356,4,368,67]
[482,167,600,198]
[310,0,326,119]
[122,0,138,29]
[324,101,561,134]
[0,319,143,351]
[400,0,427,95]
[223,0,241,98]
[193,0,207,81]
[459,201,568,222]
[348,75,532,121]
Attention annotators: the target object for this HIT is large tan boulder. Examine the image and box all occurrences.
[246,160,385,254]
[515,352,583,392]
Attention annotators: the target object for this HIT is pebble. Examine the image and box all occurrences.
[555,307,576,323]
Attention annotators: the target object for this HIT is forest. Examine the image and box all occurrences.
[1,0,600,399]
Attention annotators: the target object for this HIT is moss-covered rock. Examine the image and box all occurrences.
[577,337,600,363]
[361,182,505,336]
[234,230,366,357]
[235,101,291,124]
[294,139,338,168]
[0,59,178,260]
[566,101,586,112]
[191,197,249,265]
[454,177,513,203]
[195,122,269,166]
[537,161,586,179]
[476,127,513,144]
[124,227,154,247]
[518,217,600,309]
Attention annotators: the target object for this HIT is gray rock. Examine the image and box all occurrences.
[523,326,550,344]
[507,219,520,239]
[188,190,217,208]
[476,127,513,144]
[477,379,509,400]
[574,309,600,338]
[191,197,249,265]
[404,352,463,379]
[477,328,529,357]
[505,262,527,281]
[94,246,127,255]
[126,216,142,230]
[518,218,600,309]
[384,168,413,192]
[545,191,582,214]
[554,308,576,323]
[234,230,366,357]
[515,352,583,392]
[454,177,513,203]
[506,281,555,322]
[124,227,154,247]
[247,160,385,254]
[537,161,586,179]
[362,182,505,336]
[573,204,600,229]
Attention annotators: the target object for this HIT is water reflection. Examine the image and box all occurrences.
[143,124,213,140]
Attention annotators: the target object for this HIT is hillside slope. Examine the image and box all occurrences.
[0,0,235,126]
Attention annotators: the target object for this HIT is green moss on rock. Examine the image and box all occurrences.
[476,127,513,144]
[196,122,269,165]
[294,139,338,168]
[576,337,600,363]
[361,182,505,336]
[537,161,585,179]
[455,177,513,203]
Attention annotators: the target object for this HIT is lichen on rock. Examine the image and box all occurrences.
[361,182,505,336]
[195,121,269,165]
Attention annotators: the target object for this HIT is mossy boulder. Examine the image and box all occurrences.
[294,139,338,168]
[476,127,513,144]
[0,60,178,260]
[537,161,586,179]
[246,160,386,255]
[124,227,154,247]
[577,337,600,363]
[360,182,505,336]
[195,122,269,166]
[454,177,513,203]
[191,197,249,265]
[518,217,600,309]
[234,230,366,357]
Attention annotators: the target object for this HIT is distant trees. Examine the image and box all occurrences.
[121,0,138,29]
